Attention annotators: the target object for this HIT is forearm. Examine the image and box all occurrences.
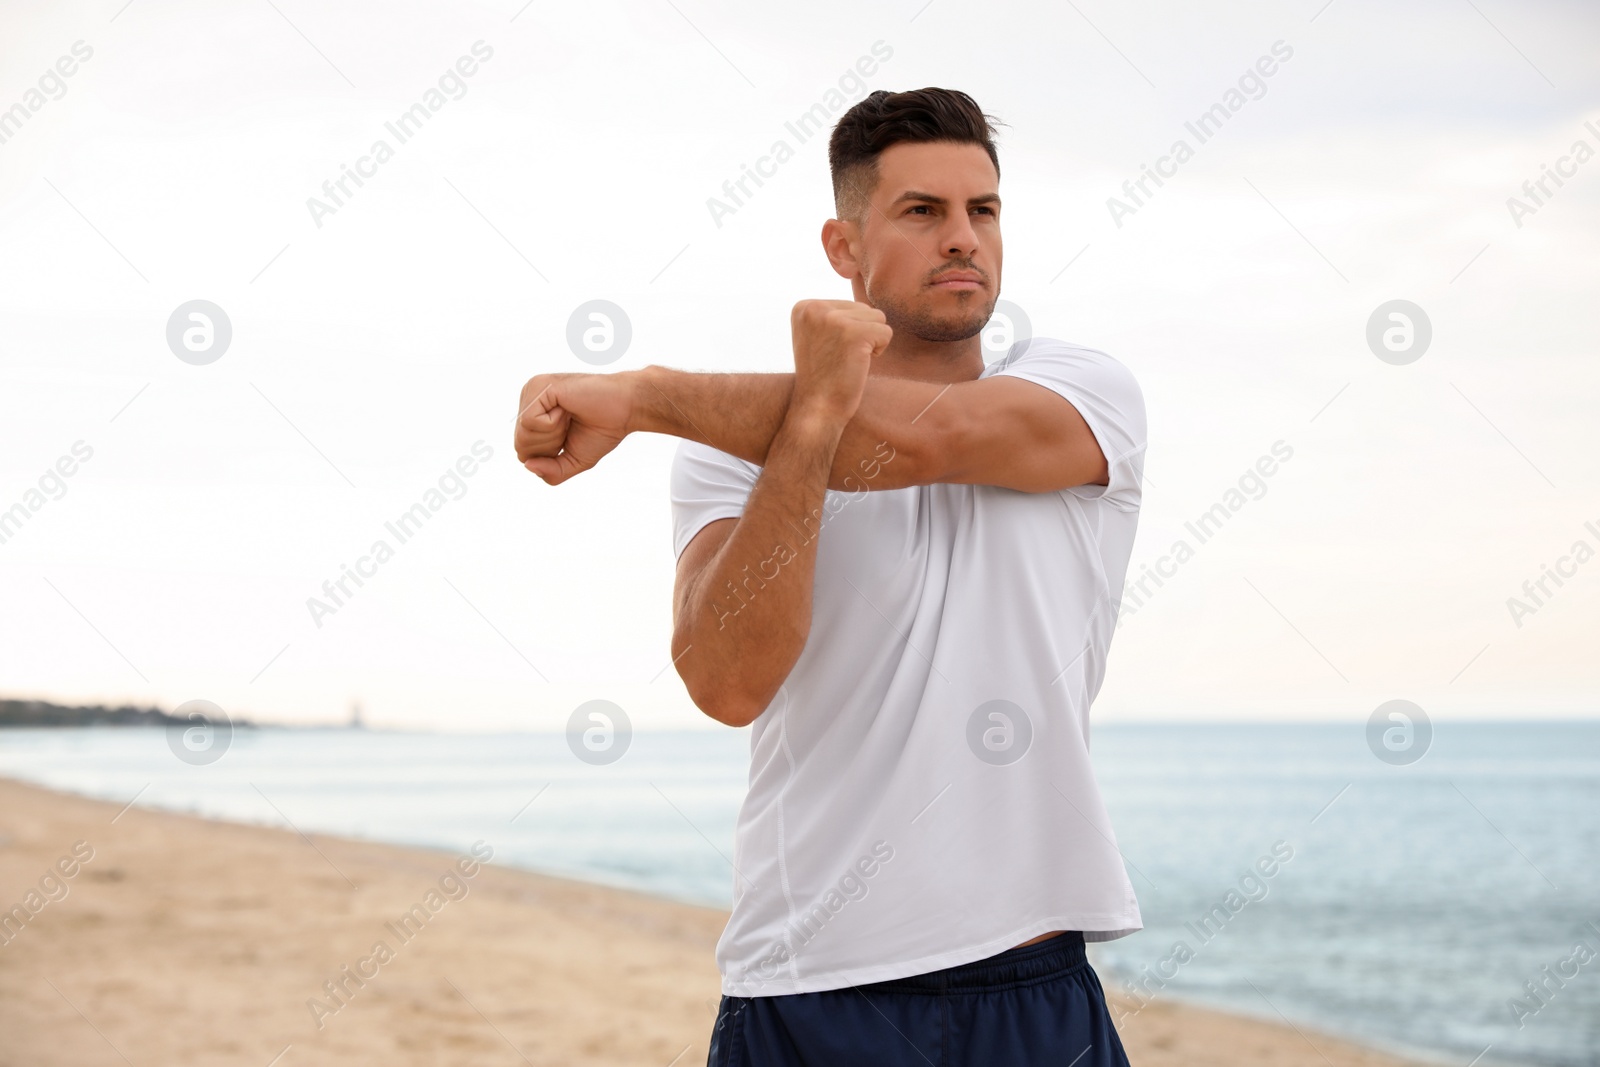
[673,407,845,725]
[631,365,936,491]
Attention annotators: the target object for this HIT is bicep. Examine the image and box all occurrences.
[938,376,1108,494]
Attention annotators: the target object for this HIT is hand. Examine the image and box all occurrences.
[789,300,891,425]
[516,381,571,460]
[514,371,636,485]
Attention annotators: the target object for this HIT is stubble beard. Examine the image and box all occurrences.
[864,270,996,344]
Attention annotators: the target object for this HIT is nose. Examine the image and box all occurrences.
[942,211,980,260]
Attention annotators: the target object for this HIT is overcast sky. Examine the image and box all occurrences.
[1,0,1596,729]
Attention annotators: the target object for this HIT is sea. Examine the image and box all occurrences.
[0,721,1595,1067]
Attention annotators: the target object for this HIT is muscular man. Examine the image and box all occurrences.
[515,87,1145,1067]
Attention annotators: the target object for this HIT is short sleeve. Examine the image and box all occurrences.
[988,338,1146,508]
[669,438,761,559]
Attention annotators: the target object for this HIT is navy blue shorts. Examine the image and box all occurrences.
[705,932,1132,1067]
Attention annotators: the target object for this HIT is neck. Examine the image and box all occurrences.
[871,335,986,384]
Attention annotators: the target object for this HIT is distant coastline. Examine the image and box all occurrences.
[0,697,259,729]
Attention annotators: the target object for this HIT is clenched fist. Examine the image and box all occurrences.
[789,300,892,426]
[514,372,636,485]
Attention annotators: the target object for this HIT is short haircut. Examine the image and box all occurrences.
[828,87,1004,226]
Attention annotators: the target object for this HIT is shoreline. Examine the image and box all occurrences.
[0,775,1437,1066]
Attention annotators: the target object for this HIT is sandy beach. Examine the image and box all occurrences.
[0,775,1431,1067]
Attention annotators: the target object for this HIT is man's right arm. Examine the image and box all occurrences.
[670,301,888,727]
[671,410,845,727]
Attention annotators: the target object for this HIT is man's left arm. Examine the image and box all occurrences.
[517,361,1111,494]
[630,366,1107,495]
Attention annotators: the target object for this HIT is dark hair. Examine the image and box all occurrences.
[828,88,1004,224]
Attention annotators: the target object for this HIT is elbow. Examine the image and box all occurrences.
[704,698,764,729]
[672,637,769,728]
[670,598,803,727]
[829,432,944,492]
[904,403,963,487]
[683,676,765,728]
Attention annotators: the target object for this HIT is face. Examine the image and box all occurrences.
[838,140,1002,343]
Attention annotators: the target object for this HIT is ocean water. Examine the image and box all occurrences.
[0,722,1595,1067]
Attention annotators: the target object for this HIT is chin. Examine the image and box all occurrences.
[875,290,994,343]
[916,313,990,344]
[934,301,993,331]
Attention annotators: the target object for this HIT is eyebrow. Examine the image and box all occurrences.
[891,190,1001,209]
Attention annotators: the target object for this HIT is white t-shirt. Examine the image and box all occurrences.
[669,337,1147,997]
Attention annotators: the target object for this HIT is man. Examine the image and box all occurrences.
[515,87,1144,1066]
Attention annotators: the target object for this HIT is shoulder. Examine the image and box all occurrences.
[991,337,1140,390]
[988,337,1148,507]
[988,337,1145,424]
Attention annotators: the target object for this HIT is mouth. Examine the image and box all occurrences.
[929,271,985,291]
[934,271,979,292]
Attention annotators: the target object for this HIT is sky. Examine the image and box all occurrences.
[1,0,1596,729]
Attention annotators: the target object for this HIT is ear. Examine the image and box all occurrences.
[821,217,863,280]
